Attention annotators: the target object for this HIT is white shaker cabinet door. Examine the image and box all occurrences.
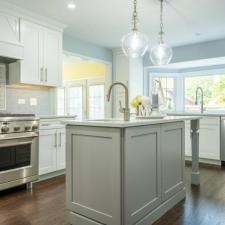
[20,20,41,85]
[39,129,57,175]
[56,128,66,170]
[43,28,62,87]
[185,117,220,160]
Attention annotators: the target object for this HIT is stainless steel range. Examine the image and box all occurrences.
[0,114,39,191]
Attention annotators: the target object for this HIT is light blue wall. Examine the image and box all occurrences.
[63,35,113,62]
[144,38,225,67]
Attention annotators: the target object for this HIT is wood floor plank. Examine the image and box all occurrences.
[0,166,225,225]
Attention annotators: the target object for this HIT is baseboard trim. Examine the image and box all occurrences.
[68,188,186,225]
[185,156,221,166]
[135,188,186,225]
[36,169,65,182]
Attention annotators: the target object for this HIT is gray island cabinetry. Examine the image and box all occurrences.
[65,117,200,225]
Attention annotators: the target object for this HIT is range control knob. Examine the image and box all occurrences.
[32,125,38,131]
[25,126,31,131]
[1,125,9,133]
[14,126,20,132]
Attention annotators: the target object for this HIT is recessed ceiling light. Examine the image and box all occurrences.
[67,0,76,9]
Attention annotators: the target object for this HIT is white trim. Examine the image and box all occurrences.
[148,72,179,112]
[181,68,225,77]
[62,51,113,118]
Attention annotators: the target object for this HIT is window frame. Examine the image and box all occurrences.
[87,78,106,120]
[56,77,106,119]
[149,72,179,112]
[147,67,225,113]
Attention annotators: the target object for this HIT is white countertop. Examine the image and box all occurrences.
[39,115,77,120]
[64,116,201,128]
[168,112,225,117]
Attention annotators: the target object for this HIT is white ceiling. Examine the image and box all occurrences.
[3,0,225,49]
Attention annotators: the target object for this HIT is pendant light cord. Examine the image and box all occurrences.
[159,0,164,43]
[132,0,138,31]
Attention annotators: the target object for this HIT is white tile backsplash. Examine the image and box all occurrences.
[1,86,54,116]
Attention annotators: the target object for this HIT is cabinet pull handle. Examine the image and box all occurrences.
[45,68,48,82]
[59,132,61,147]
[40,68,44,82]
[55,132,57,148]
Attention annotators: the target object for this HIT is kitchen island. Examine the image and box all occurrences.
[65,116,201,225]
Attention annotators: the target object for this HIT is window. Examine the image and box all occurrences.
[68,86,83,119]
[185,75,225,111]
[152,77,175,110]
[56,78,105,119]
[88,84,105,119]
[56,88,65,116]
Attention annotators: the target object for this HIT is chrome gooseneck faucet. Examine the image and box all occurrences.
[195,87,204,113]
[107,82,130,121]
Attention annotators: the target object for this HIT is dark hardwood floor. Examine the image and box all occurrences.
[0,165,225,225]
[0,176,69,225]
[154,165,225,225]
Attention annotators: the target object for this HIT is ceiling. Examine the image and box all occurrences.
[3,0,225,49]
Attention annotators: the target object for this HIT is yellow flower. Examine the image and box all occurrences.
[130,95,142,108]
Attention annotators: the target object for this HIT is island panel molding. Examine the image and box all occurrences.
[161,122,185,201]
[124,125,161,225]
[66,126,121,225]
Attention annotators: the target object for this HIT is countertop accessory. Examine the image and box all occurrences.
[131,96,151,117]
[107,82,130,121]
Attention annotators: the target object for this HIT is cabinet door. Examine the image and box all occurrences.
[199,117,220,160]
[56,128,66,170]
[39,129,57,175]
[185,117,220,160]
[20,20,41,85]
[124,125,161,225]
[161,122,185,201]
[43,28,62,86]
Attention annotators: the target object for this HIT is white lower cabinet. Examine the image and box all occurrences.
[39,127,65,175]
[185,117,220,160]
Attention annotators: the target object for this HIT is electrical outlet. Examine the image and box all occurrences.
[18,99,26,104]
[30,98,37,106]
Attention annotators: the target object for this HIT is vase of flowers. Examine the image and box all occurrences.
[130,95,151,117]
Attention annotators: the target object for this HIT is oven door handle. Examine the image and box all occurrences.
[0,141,33,148]
[0,133,38,141]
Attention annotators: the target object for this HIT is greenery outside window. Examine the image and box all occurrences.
[185,75,225,111]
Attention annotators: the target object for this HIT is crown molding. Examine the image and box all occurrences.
[0,0,67,32]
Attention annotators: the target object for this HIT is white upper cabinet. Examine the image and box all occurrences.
[42,28,62,86]
[20,20,40,85]
[9,19,63,87]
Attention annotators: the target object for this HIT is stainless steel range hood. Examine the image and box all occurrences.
[0,40,24,63]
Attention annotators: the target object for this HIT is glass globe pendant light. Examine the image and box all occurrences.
[150,0,173,65]
[121,0,149,58]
